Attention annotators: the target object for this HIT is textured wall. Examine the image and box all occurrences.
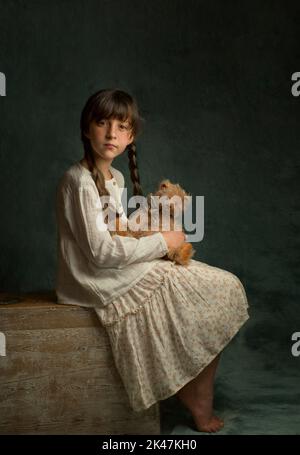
[0,1,299,378]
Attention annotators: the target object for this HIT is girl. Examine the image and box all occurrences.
[55,88,249,433]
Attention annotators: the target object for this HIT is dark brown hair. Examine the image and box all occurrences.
[80,88,144,202]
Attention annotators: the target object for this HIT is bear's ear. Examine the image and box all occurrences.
[159,179,170,189]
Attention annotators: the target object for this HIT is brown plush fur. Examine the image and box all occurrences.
[110,179,196,265]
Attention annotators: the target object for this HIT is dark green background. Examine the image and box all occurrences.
[0,0,299,434]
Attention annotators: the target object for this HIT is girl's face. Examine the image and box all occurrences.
[85,117,134,161]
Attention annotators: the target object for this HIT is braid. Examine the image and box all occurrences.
[127,142,144,197]
[83,138,120,222]
[83,139,109,197]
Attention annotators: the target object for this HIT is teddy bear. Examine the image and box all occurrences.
[108,179,196,266]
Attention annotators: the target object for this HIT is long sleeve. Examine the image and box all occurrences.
[63,182,169,270]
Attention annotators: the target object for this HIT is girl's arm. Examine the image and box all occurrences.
[63,182,168,270]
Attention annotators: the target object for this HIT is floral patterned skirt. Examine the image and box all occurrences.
[94,258,249,413]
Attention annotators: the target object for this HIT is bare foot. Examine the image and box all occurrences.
[191,393,224,433]
[177,388,224,433]
[176,356,224,433]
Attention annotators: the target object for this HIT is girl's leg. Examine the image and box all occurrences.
[176,354,224,433]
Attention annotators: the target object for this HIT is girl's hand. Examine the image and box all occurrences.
[161,231,186,250]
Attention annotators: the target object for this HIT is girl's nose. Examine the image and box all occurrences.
[106,124,117,138]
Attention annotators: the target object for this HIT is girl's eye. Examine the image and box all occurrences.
[96,120,130,130]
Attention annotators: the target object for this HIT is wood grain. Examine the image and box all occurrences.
[0,293,160,435]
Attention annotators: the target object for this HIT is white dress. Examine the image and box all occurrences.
[55,162,169,307]
[55,161,249,412]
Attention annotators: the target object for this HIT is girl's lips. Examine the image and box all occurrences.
[104,143,117,148]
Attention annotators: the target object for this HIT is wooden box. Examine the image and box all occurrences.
[0,292,160,435]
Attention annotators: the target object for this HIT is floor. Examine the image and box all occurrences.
[160,329,300,435]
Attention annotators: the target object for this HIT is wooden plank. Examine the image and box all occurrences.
[0,298,161,434]
[0,328,112,379]
[0,367,160,434]
[0,305,99,331]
